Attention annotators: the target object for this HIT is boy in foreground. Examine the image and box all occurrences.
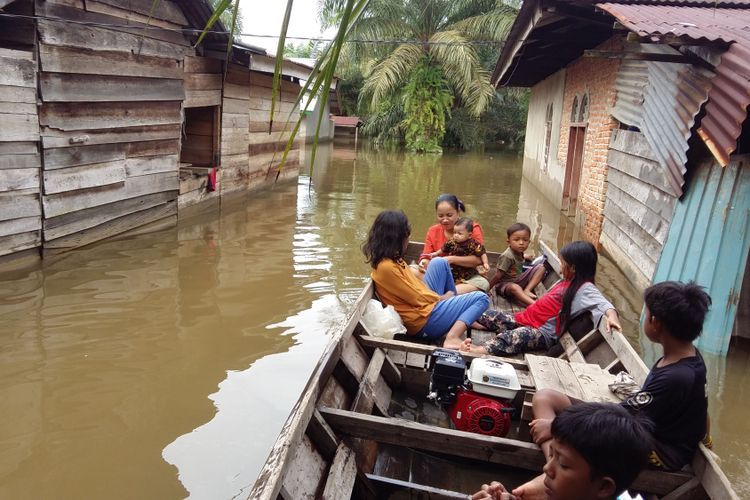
[530,281,711,471]
[472,402,651,499]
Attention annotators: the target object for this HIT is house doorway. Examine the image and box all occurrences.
[180,106,219,169]
[562,93,589,214]
[562,125,585,213]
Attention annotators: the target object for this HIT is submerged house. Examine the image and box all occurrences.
[0,0,311,261]
[494,0,750,354]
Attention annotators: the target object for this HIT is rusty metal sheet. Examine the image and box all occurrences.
[612,58,647,128]
[612,43,713,195]
[599,3,750,166]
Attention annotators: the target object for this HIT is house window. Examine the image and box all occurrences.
[578,92,589,123]
[543,103,554,172]
[180,106,219,169]
[570,95,579,123]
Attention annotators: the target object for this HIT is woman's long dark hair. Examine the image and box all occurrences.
[435,193,466,213]
[558,241,598,333]
[362,210,411,268]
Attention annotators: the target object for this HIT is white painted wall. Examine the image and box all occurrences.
[521,69,566,207]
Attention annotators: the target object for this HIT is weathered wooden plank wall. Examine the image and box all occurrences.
[222,67,301,195]
[0,47,41,257]
[35,0,189,253]
[601,129,678,289]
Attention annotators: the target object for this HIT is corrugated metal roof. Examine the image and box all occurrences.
[612,58,647,127]
[612,44,713,195]
[599,3,750,166]
[331,116,362,127]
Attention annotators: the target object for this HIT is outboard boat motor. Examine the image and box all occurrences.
[428,349,521,437]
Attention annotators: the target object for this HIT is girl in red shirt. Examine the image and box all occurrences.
[462,241,621,355]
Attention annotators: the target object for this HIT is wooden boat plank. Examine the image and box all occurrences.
[526,355,619,403]
[406,351,429,369]
[365,473,469,499]
[526,354,585,400]
[569,363,620,404]
[598,321,650,386]
[661,477,703,500]
[280,434,328,499]
[342,334,369,381]
[308,410,340,461]
[249,282,373,499]
[692,443,739,500]
[577,328,604,355]
[352,349,391,415]
[319,407,546,471]
[540,240,561,274]
[320,376,352,410]
[633,469,697,496]
[584,338,620,371]
[357,335,529,371]
[381,352,402,387]
[559,333,586,363]
[321,442,358,500]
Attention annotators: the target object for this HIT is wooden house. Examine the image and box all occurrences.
[0,0,311,261]
[493,0,750,354]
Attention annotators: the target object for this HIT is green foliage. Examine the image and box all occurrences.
[443,87,528,150]
[321,0,520,153]
[337,72,365,116]
[207,0,243,38]
[401,59,453,153]
[361,94,404,146]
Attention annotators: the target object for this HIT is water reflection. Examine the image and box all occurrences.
[0,140,747,498]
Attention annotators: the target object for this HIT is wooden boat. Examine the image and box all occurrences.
[249,242,737,499]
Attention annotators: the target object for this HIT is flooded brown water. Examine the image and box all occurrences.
[0,141,748,498]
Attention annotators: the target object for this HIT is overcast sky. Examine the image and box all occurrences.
[240,0,328,53]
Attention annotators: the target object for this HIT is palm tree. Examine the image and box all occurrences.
[322,0,517,151]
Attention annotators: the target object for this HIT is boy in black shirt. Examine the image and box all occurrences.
[529,281,711,471]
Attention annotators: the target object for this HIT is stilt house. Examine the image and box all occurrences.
[0,0,311,261]
[493,0,750,354]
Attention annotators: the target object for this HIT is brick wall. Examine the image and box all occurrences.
[557,36,622,244]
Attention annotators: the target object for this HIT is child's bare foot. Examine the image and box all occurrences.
[524,290,537,300]
[460,340,488,354]
[471,321,487,331]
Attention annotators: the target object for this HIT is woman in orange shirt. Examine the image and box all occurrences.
[419,194,487,294]
[363,210,489,349]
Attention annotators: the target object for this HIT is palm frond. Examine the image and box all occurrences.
[428,31,475,97]
[274,0,372,179]
[464,68,495,116]
[360,43,423,110]
[196,0,232,46]
[447,4,516,40]
[269,0,295,132]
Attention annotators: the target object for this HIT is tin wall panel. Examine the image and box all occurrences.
[599,4,750,167]
[612,58,647,127]
[612,43,713,195]
[652,155,750,354]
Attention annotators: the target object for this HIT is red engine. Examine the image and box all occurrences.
[449,389,512,437]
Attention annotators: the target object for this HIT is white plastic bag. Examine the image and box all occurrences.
[361,299,407,339]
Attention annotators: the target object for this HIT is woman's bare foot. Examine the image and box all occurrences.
[443,337,466,350]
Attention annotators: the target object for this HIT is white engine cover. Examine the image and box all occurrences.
[467,359,521,399]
